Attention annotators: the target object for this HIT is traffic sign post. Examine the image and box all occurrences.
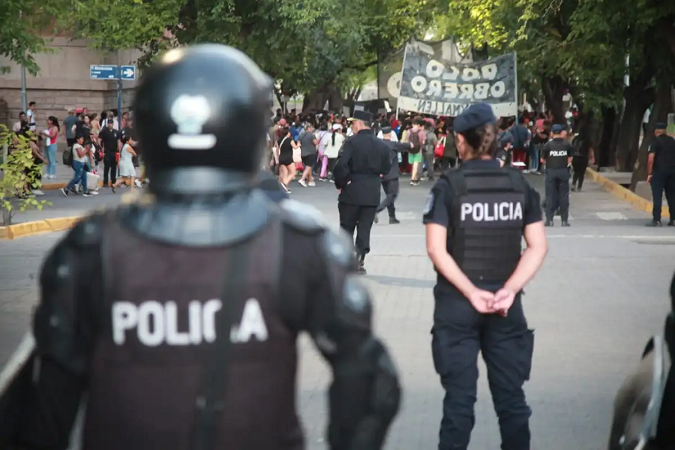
[89,64,137,117]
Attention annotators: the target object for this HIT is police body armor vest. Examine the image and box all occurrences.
[445,168,526,282]
[82,215,302,450]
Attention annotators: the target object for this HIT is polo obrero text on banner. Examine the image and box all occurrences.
[398,42,518,117]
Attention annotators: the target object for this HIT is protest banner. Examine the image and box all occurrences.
[398,42,517,117]
[377,38,473,110]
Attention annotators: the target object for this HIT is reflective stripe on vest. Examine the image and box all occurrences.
[446,168,525,282]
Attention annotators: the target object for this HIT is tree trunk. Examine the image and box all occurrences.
[302,89,326,113]
[598,106,618,169]
[630,79,673,189]
[541,75,566,124]
[615,75,655,171]
[328,86,343,112]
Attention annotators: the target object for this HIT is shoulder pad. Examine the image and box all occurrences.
[319,228,357,268]
[279,199,327,234]
[64,211,108,248]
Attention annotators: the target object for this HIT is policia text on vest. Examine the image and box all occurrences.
[423,160,544,449]
[541,137,573,226]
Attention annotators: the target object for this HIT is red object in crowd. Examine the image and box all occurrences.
[512,149,527,165]
[390,119,400,130]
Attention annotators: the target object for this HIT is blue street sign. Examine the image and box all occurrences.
[120,65,136,80]
[90,65,118,80]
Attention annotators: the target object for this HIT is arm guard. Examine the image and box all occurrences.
[14,215,105,449]
[309,230,401,450]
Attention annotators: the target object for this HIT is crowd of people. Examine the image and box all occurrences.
[6,105,140,199]
[267,106,591,192]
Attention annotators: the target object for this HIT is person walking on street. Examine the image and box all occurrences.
[541,124,573,227]
[440,122,457,170]
[571,125,595,192]
[408,117,427,185]
[334,110,392,274]
[61,134,92,197]
[423,119,438,182]
[297,123,318,187]
[646,122,675,227]
[423,103,547,450]
[42,116,60,179]
[375,126,413,225]
[99,118,121,187]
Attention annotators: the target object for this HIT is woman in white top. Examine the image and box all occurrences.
[320,124,345,181]
[112,135,138,192]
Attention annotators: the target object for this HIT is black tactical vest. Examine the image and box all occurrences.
[445,168,525,282]
[81,215,303,450]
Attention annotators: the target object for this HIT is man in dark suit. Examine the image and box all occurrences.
[333,110,391,274]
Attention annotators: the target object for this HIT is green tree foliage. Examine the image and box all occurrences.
[0,126,50,225]
[0,0,68,74]
[64,0,433,104]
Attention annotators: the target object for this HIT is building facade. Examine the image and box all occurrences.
[0,37,141,130]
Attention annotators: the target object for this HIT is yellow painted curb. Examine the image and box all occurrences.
[0,215,85,240]
[586,168,669,216]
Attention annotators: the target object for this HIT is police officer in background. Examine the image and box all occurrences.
[374,126,413,225]
[334,110,392,274]
[423,103,548,450]
[0,44,400,450]
[646,122,675,227]
[541,124,573,227]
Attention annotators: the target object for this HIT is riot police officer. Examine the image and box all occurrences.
[541,124,573,227]
[607,271,675,450]
[0,44,400,450]
[423,103,548,450]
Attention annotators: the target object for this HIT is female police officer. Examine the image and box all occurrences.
[423,103,548,450]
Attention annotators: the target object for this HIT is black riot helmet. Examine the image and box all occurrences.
[134,44,273,195]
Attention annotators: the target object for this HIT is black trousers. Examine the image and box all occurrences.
[377,179,399,218]
[440,157,456,171]
[572,157,588,189]
[103,156,118,186]
[338,203,377,259]
[424,152,436,180]
[651,169,675,222]
[545,168,570,222]
[432,285,533,450]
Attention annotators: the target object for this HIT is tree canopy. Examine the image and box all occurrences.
[4,0,675,176]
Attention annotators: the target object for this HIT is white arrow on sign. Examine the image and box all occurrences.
[122,68,134,78]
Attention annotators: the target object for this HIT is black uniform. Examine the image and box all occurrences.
[607,272,675,450]
[423,159,542,450]
[377,136,410,223]
[571,133,591,191]
[333,122,391,272]
[648,134,675,224]
[99,126,120,186]
[541,137,573,225]
[0,44,400,450]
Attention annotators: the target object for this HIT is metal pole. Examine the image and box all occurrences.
[117,78,122,121]
[513,52,518,117]
[19,11,27,112]
[116,54,122,119]
[20,66,27,112]
[376,48,381,100]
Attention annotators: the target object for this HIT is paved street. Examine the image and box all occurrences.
[1,173,674,449]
